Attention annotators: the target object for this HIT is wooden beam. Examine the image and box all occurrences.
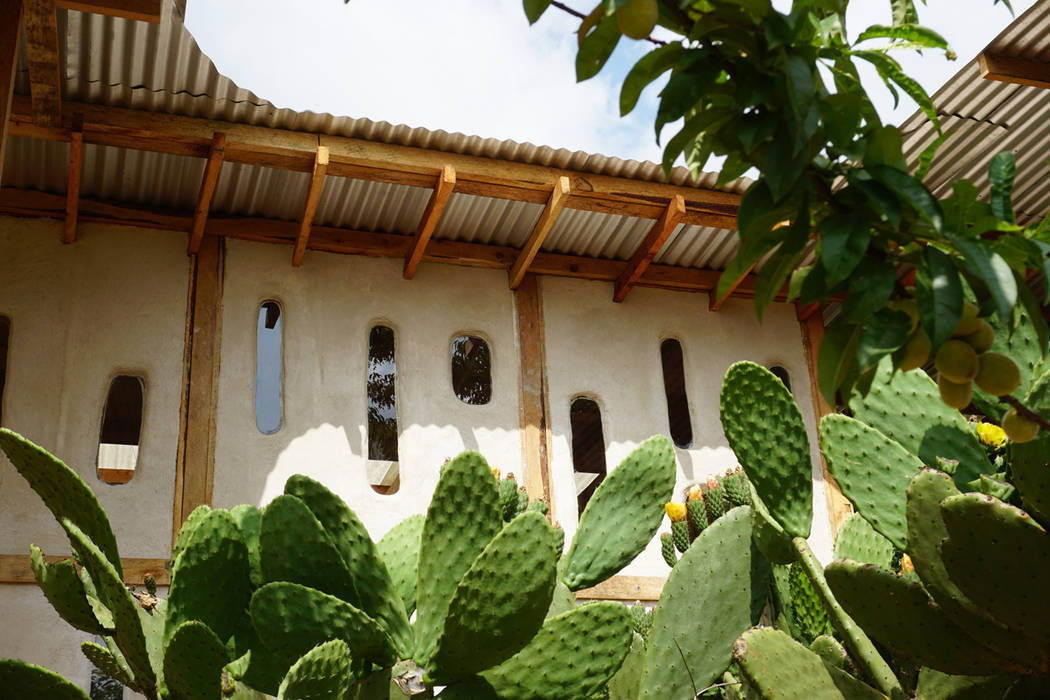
[404,164,456,279]
[23,0,62,127]
[514,274,553,515]
[613,195,686,302]
[8,97,740,228]
[56,0,162,22]
[710,260,760,311]
[292,145,329,267]
[508,176,570,290]
[979,52,1050,90]
[187,132,226,255]
[0,554,170,585]
[575,575,664,602]
[62,113,83,243]
[172,235,224,540]
[0,1,23,186]
[797,305,853,535]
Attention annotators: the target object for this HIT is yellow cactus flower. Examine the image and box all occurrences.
[975,422,1007,449]
[686,484,704,502]
[664,502,687,522]
[491,467,501,480]
[900,554,915,574]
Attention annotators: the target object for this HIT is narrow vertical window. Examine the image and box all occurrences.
[0,315,8,425]
[256,301,283,435]
[660,339,692,448]
[367,325,399,494]
[97,376,144,484]
[769,365,792,392]
[451,335,491,405]
[570,397,607,515]
[89,636,125,699]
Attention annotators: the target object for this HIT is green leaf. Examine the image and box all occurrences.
[655,58,720,139]
[891,0,918,26]
[915,130,950,181]
[854,49,940,130]
[1016,276,1050,359]
[989,151,1016,224]
[869,164,944,232]
[754,212,810,320]
[818,320,860,405]
[863,125,907,171]
[620,44,685,116]
[717,151,752,188]
[820,93,863,150]
[949,236,1017,320]
[575,14,621,82]
[737,111,778,153]
[856,24,949,49]
[856,309,912,370]
[786,53,815,126]
[661,108,733,176]
[523,0,552,24]
[763,131,808,202]
[915,246,963,350]
[840,259,896,323]
[849,175,903,228]
[818,213,870,287]
[788,265,814,303]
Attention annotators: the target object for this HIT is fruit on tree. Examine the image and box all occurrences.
[934,339,979,383]
[617,0,658,40]
[974,353,1021,397]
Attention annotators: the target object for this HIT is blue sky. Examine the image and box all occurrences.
[186,0,1034,168]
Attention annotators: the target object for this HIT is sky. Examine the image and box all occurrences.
[185,0,1036,168]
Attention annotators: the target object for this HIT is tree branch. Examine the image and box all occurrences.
[550,1,667,46]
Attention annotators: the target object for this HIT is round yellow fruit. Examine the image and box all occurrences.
[898,328,932,372]
[953,302,982,337]
[962,320,995,354]
[617,0,658,39]
[935,339,980,383]
[974,353,1021,397]
[1002,408,1040,443]
[938,375,972,409]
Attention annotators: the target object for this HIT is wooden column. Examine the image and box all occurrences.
[0,1,22,184]
[798,306,853,535]
[514,273,553,514]
[62,113,83,243]
[172,235,224,543]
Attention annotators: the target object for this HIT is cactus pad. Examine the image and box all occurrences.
[30,545,106,634]
[720,363,812,538]
[479,602,632,700]
[162,620,231,700]
[789,562,832,642]
[0,428,122,577]
[0,659,91,700]
[415,451,501,666]
[833,514,895,569]
[377,514,424,616]
[606,632,646,700]
[640,508,767,698]
[229,504,263,588]
[820,414,923,550]
[1010,369,1050,526]
[277,640,354,700]
[171,505,212,564]
[749,485,795,565]
[809,635,850,673]
[81,641,134,687]
[428,512,557,684]
[561,435,676,591]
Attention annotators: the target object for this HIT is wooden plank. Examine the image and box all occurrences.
[709,259,759,311]
[613,195,686,302]
[292,145,329,267]
[797,305,853,535]
[0,554,170,585]
[515,274,553,515]
[575,575,664,601]
[403,164,456,279]
[187,132,225,255]
[979,52,1050,90]
[62,114,83,243]
[56,0,162,22]
[172,235,224,538]
[23,0,62,127]
[0,1,21,185]
[508,176,570,290]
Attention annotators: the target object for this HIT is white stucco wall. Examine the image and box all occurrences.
[541,277,834,576]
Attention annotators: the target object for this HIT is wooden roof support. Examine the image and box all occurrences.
[404,164,456,279]
[56,0,162,22]
[63,113,83,243]
[979,52,1050,90]
[23,0,62,127]
[0,1,23,185]
[188,132,226,255]
[709,260,759,311]
[613,195,686,302]
[292,145,329,267]
[508,176,570,290]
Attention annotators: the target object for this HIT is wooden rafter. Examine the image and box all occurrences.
[56,0,162,22]
[23,0,62,127]
[0,1,23,185]
[508,176,570,290]
[404,164,456,279]
[188,132,226,255]
[709,260,759,311]
[979,52,1050,90]
[62,113,83,243]
[613,195,686,302]
[292,145,329,267]
[8,97,740,229]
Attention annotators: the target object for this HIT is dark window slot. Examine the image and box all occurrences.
[451,335,492,405]
[570,397,607,515]
[256,301,283,435]
[97,376,144,484]
[660,338,692,448]
[368,325,400,494]
[769,365,791,392]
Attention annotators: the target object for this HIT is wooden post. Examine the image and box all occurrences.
[798,305,853,535]
[0,1,22,185]
[515,274,553,514]
[62,114,83,243]
[172,235,224,543]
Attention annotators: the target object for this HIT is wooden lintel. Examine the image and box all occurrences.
[292,145,329,267]
[56,0,162,22]
[23,0,62,127]
[0,1,24,186]
[187,132,226,255]
[508,176,570,290]
[613,195,686,302]
[62,114,83,243]
[710,260,760,311]
[575,575,664,601]
[515,274,553,516]
[0,554,170,585]
[979,52,1050,90]
[403,164,456,279]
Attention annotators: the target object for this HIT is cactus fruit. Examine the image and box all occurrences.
[722,470,752,508]
[686,499,708,538]
[630,602,654,640]
[276,640,354,700]
[704,483,727,523]
[686,483,704,502]
[670,520,690,554]
[664,502,686,522]
[660,533,677,568]
[499,475,518,520]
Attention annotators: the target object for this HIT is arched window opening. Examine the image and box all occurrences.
[660,339,692,448]
[570,397,607,515]
[769,365,792,392]
[368,325,400,494]
[97,375,144,484]
[90,635,125,699]
[256,301,283,435]
[451,335,492,405]
[0,315,9,425]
